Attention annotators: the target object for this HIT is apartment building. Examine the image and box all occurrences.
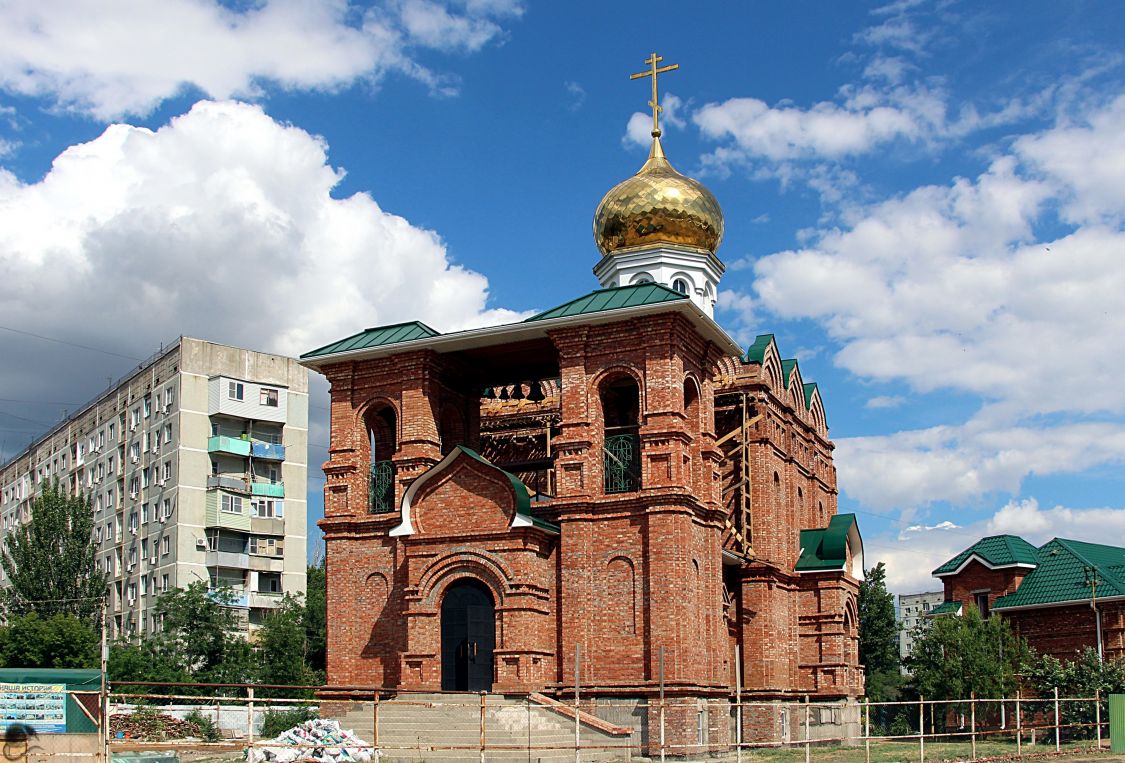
[0,337,308,638]
[897,590,945,671]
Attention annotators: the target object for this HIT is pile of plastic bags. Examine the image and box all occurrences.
[246,718,377,762]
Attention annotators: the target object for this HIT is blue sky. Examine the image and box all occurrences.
[0,0,1123,592]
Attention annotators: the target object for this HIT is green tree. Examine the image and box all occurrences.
[858,562,902,701]
[1,481,106,622]
[257,595,318,693]
[1023,648,1125,739]
[303,562,326,674]
[154,582,248,679]
[0,613,98,668]
[907,606,1028,701]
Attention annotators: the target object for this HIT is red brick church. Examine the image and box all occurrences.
[301,61,864,749]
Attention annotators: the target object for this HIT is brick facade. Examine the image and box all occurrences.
[313,308,862,749]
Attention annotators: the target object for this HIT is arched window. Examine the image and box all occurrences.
[672,278,689,295]
[630,272,654,285]
[602,375,641,494]
[366,406,396,513]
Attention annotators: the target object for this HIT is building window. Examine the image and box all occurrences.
[252,499,283,518]
[161,574,169,592]
[221,494,243,514]
[143,396,151,418]
[228,381,244,401]
[259,388,279,407]
[974,592,990,620]
[162,498,171,520]
[162,536,170,556]
[672,278,689,295]
[257,572,282,593]
[249,536,277,556]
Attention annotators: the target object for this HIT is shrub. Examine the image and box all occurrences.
[259,706,318,739]
[184,709,222,742]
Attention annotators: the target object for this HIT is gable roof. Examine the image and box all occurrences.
[933,534,1040,576]
[744,334,775,364]
[993,537,1125,611]
[796,514,861,573]
[524,282,687,322]
[390,445,559,537]
[302,321,439,359]
[781,358,798,385]
[803,382,818,409]
[928,601,962,617]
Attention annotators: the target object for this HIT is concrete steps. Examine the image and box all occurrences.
[336,694,635,762]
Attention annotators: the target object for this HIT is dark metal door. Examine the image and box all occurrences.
[440,579,495,692]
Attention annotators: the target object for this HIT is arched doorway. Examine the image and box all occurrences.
[440,579,495,691]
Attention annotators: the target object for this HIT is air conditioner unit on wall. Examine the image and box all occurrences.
[195,539,206,550]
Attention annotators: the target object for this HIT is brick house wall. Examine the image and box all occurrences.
[941,560,1030,616]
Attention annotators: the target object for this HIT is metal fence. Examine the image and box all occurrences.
[86,683,1116,762]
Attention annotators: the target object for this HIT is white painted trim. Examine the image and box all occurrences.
[389,448,539,537]
[934,553,1037,577]
[994,594,1125,612]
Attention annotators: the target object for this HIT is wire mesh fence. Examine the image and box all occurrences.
[69,683,1114,762]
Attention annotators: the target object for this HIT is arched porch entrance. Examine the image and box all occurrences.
[440,579,495,691]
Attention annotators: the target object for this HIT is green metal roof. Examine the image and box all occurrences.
[781,358,798,385]
[993,537,1125,610]
[524,283,687,322]
[455,447,560,533]
[803,382,818,410]
[301,321,439,359]
[932,534,1040,575]
[744,334,775,364]
[928,601,962,616]
[796,514,859,572]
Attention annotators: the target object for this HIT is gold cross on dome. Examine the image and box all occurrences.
[630,52,679,137]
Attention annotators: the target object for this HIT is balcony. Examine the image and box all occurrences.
[206,588,249,608]
[205,550,250,568]
[249,591,284,609]
[249,555,285,573]
[207,436,250,457]
[251,442,286,461]
[250,482,284,498]
[206,475,250,493]
[250,517,285,536]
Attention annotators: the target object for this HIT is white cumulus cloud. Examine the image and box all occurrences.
[0,0,523,119]
[0,100,522,373]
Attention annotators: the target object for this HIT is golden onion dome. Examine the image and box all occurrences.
[593,135,724,256]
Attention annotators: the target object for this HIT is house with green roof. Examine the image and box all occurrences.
[929,534,1125,662]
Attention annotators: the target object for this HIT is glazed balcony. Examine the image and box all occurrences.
[251,442,286,461]
[207,435,250,458]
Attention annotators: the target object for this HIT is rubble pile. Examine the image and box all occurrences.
[110,711,202,741]
[246,718,376,762]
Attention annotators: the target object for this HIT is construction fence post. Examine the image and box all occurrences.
[804,695,810,763]
[1054,686,1060,753]
[659,646,666,763]
[574,643,581,763]
[1015,690,1022,758]
[247,686,255,747]
[863,697,870,763]
[735,644,742,763]
[373,690,380,753]
[480,691,487,763]
[1096,689,1102,749]
[970,692,976,761]
[919,696,925,763]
